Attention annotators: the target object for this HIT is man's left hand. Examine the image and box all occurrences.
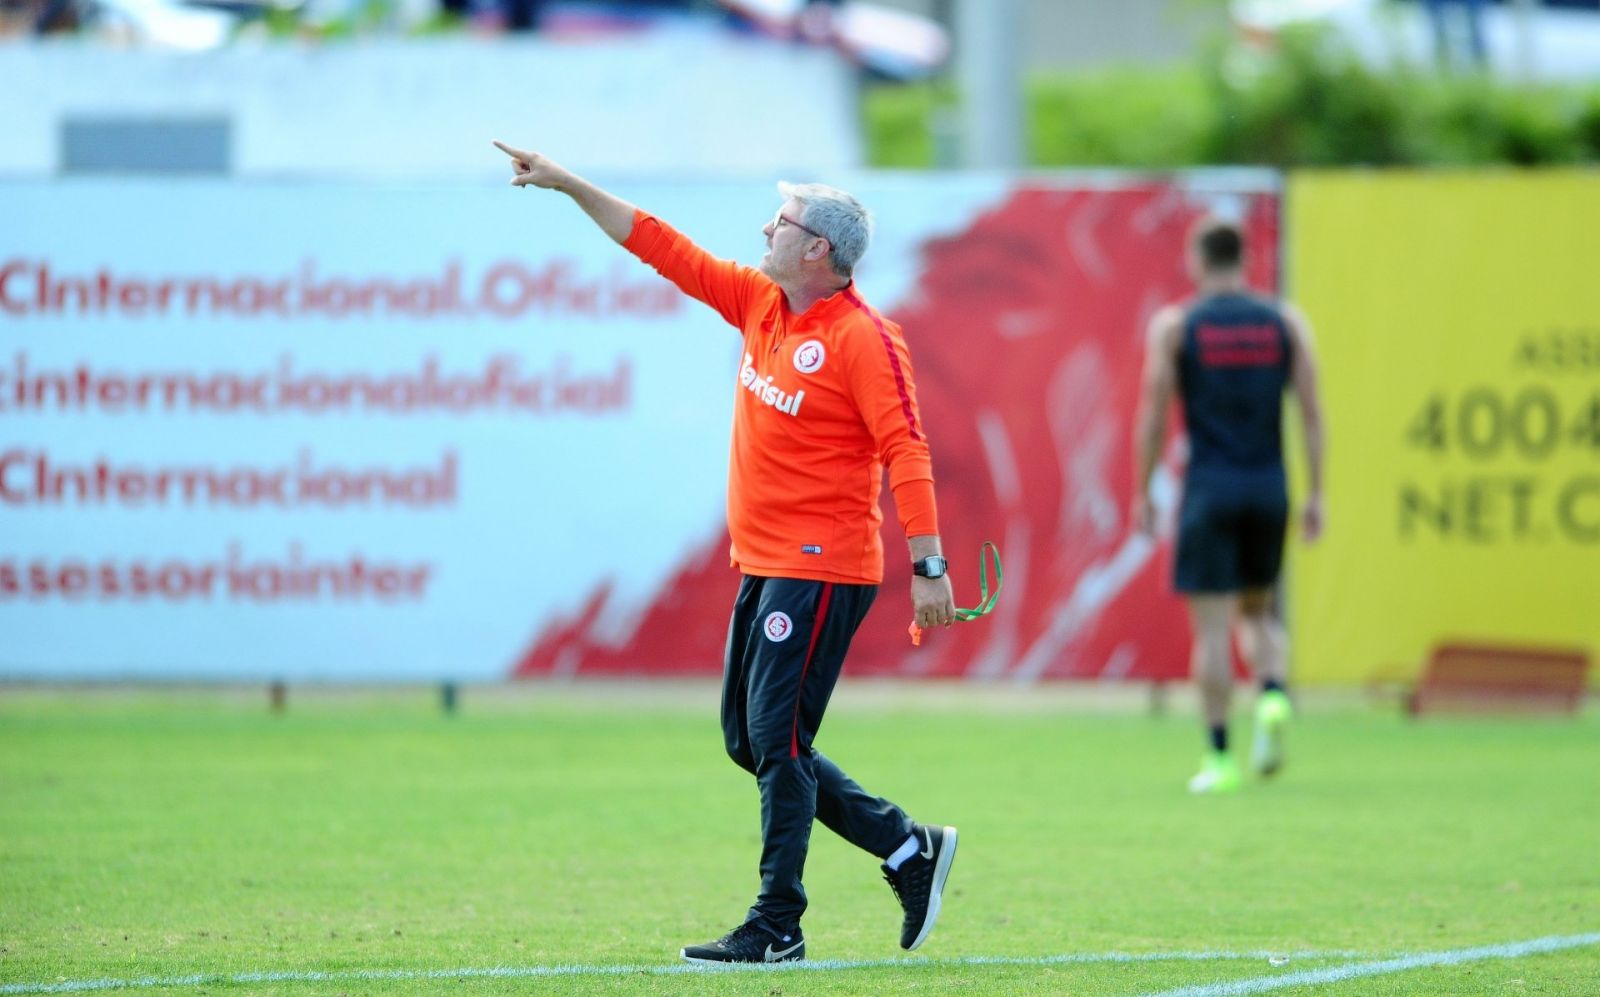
[911,575,956,630]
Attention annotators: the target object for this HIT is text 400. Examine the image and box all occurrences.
[1406,388,1600,458]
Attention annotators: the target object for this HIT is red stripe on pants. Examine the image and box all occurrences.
[790,582,834,758]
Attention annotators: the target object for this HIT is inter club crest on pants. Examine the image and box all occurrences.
[764,611,793,642]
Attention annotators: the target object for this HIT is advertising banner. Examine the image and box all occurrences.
[1286,172,1600,684]
[3,175,1278,681]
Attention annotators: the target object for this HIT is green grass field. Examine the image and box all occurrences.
[2,684,1597,995]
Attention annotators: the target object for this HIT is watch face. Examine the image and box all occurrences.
[916,556,947,578]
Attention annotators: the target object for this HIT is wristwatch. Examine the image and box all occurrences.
[911,555,948,579]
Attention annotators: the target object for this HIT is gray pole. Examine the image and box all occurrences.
[1508,0,1538,83]
[955,0,1024,170]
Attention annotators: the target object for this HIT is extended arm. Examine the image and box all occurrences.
[493,140,636,244]
[495,140,761,327]
[1285,303,1325,542]
[1132,305,1183,534]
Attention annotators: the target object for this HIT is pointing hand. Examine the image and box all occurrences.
[492,140,569,190]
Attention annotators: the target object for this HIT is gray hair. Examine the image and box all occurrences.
[778,181,873,279]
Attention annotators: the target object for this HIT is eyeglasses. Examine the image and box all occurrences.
[772,212,826,241]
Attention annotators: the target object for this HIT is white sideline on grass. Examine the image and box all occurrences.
[0,950,1358,994]
[1,934,1594,995]
[1141,932,1600,997]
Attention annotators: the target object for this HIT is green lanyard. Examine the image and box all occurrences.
[954,541,1002,621]
[909,541,1003,644]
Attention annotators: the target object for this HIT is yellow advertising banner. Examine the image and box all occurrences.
[1287,172,1599,685]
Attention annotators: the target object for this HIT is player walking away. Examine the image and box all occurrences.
[1132,217,1325,794]
[492,140,959,961]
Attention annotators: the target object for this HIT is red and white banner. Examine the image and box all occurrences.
[513,179,1283,681]
[2,176,1277,681]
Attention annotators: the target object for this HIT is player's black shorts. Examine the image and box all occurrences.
[1174,470,1289,594]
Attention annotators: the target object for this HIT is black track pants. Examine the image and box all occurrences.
[719,574,915,933]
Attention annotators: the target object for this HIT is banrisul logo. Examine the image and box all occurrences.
[739,353,805,416]
[793,339,826,374]
[763,611,793,642]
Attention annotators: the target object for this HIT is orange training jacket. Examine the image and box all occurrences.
[624,210,938,585]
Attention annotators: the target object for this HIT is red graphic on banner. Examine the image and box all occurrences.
[512,184,1279,680]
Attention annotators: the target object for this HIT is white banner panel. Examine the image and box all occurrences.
[1,177,1016,679]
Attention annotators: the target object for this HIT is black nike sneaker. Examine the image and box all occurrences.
[882,823,958,950]
[680,921,805,964]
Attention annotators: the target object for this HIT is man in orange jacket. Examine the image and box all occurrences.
[494,140,959,964]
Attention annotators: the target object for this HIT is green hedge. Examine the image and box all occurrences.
[864,26,1600,168]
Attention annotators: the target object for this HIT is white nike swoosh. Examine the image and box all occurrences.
[919,830,935,861]
[765,940,804,961]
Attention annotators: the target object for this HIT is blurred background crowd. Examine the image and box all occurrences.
[4,0,1599,172]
